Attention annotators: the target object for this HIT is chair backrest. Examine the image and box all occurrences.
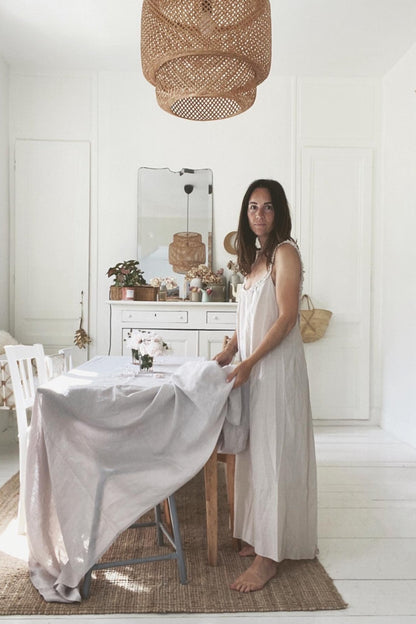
[59,347,73,372]
[45,347,74,379]
[4,344,48,420]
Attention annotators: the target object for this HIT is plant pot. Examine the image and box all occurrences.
[109,285,159,301]
[133,285,159,301]
[109,285,123,300]
[209,284,226,302]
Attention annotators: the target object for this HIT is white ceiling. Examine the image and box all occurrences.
[0,0,416,76]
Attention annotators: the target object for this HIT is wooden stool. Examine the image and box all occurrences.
[204,448,240,566]
[203,333,241,565]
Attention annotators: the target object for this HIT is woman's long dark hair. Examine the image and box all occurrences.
[236,179,293,275]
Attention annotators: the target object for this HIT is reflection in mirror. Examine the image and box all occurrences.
[138,167,213,292]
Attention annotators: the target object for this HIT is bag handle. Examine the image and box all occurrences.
[301,294,314,311]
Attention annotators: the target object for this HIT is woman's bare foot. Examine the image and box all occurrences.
[230,555,277,593]
[239,544,255,557]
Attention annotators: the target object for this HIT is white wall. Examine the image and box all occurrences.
[8,69,383,422]
[380,43,416,446]
[0,56,9,330]
[96,71,294,354]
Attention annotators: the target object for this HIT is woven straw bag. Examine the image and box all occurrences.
[299,295,332,343]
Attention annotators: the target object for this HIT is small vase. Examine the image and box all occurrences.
[210,284,225,302]
[131,349,141,365]
[190,290,202,302]
[201,290,211,303]
[131,350,153,371]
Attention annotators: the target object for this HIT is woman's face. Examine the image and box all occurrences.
[247,187,274,244]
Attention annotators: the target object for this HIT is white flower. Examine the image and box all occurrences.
[165,277,177,290]
[126,330,168,356]
[149,276,177,290]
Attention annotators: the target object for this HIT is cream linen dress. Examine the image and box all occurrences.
[233,240,317,562]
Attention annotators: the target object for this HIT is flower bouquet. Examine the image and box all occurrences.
[185,264,225,301]
[149,276,179,299]
[125,330,168,370]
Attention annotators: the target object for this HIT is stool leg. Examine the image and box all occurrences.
[81,568,93,599]
[167,495,187,584]
[154,504,164,546]
[225,454,241,551]
[225,454,235,534]
[204,449,218,566]
[162,498,173,536]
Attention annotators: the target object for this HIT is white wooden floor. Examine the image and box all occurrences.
[1,420,416,624]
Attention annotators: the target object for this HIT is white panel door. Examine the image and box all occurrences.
[14,140,90,359]
[300,147,372,420]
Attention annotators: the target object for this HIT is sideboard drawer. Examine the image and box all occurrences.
[121,310,188,324]
[206,311,236,325]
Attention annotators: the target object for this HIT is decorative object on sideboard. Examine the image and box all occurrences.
[149,277,179,300]
[299,295,333,343]
[125,330,168,370]
[168,184,206,274]
[189,288,202,302]
[185,264,225,301]
[227,260,243,302]
[140,0,272,121]
[107,260,158,301]
[74,291,92,349]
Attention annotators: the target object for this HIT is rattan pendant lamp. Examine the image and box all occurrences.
[141,0,272,121]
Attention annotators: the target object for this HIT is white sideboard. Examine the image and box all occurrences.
[108,300,237,359]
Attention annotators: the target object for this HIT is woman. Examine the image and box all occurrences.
[215,179,317,593]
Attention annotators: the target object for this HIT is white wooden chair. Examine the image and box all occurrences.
[45,347,74,380]
[4,343,48,534]
[58,347,73,372]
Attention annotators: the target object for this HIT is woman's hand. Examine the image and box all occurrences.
[226,359,253,388]
[213,346,235,367]
[213,333,238,367]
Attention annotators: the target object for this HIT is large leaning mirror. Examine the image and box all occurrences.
[137,167,213,289]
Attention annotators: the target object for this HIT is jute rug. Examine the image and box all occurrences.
[0,469,347,615]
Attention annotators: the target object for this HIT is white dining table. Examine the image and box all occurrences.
[25,355,247,603]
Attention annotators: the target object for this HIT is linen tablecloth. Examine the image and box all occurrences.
[26,356,247,602]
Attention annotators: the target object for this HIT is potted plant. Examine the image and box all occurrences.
[107,260,158,301]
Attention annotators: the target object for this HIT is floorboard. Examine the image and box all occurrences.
[1,422,415,623]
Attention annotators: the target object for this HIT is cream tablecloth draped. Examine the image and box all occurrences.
[26,356,246,603]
